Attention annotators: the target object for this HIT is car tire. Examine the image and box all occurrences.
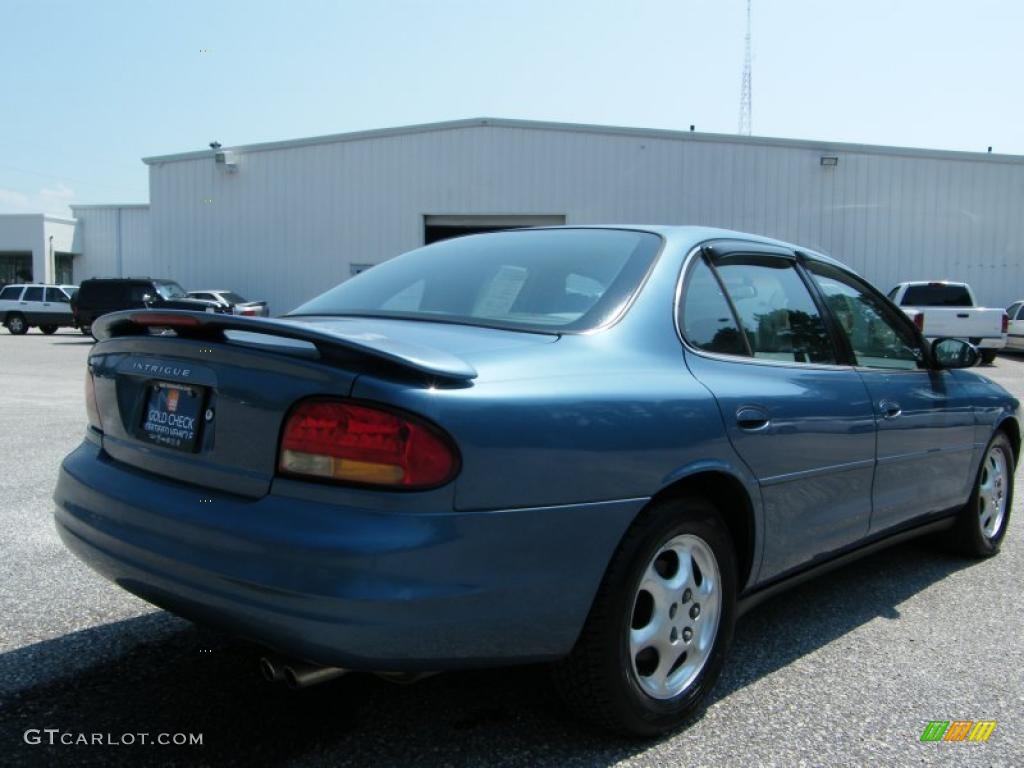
[80,323,93,338]
[950,432,1014,557]
[40,325,58,335]
[552,495,737,736]
[979,350,997,366]
[5,313,28,335]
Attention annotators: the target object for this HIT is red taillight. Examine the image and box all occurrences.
[85,368,102,430]
[913,312,925,332]
[239,308,257,316]
[278,400,458,489]
[1002,313,1009,334]
[131,313,203,328]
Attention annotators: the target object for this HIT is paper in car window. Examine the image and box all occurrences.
[473,265,528,317]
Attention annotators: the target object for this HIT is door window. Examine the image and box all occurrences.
[805,262,923,370]
[1016,304,1024,321]
[22,286,43,302]
[712,256,837,364]
[45,287,70,303]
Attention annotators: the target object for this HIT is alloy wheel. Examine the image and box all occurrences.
[978,445,1008,539]
[628,534,721,700]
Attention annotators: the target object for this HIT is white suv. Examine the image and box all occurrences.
[0,284,78,335]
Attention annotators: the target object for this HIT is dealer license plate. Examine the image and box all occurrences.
[140,383,204,452]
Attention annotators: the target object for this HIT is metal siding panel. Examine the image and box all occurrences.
[134,125,1024,313]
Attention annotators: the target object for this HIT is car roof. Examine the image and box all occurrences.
[894,280,970,287]
[3,283,74,289]
[520,225,852,271]
[81,277,173,283]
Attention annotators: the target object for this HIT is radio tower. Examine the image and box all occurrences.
[738,0,752,135]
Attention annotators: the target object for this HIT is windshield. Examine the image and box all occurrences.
[290,229,662,332]
[155,281,187,300]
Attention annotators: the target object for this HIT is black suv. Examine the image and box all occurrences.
[72,278,227,336]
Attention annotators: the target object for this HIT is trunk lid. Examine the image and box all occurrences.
[88,311,556,498]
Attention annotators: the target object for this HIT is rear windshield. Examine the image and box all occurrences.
[290,229,662,332]
[901,284,972,307]
[220,291,248,303]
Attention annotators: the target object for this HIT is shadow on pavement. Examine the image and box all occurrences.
[0,538,973,767]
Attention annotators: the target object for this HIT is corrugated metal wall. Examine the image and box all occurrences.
[72,205,151,281]
[146,124,1024,314]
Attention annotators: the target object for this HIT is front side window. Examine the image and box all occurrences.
[45,287,69,303]
[155,281,187,300]
[713,256,837,364]
[291,229,662,333]
[806,262,922,370]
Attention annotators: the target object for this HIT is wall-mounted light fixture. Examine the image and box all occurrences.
[215,150,238,173]
[820,155,839,167]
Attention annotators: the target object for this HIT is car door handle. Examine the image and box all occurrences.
[735,406,770,431]
[956,313,970,318]
[879,399,902,419]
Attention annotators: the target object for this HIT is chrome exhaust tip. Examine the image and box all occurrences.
[259,656,286,683]
[282,661,349,689]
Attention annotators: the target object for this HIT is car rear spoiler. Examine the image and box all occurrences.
[92,310,478,382]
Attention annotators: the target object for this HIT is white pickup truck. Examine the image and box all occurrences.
[887,281,1008,365]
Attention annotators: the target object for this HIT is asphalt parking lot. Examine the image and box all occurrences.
[1,330,1021,767]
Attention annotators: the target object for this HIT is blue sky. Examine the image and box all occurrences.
[2,0,1021,216]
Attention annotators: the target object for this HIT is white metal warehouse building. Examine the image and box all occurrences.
[6,118,1024,312]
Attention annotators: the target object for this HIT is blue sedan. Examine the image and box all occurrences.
[54,226,1018,735]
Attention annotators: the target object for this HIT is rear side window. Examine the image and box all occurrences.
[713,257,836,364]
[679,259,747,356]
[291,229,662,333]
[22,287,43,302]
[80,282,124,303]
[0,286,22,300]
[901,284,972,306]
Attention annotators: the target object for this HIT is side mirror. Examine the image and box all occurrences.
[931,338,980,369]
[141,293,156,304]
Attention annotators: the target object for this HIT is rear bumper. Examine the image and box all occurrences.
[54,440,643,670]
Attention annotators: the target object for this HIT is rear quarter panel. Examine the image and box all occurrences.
[353,338,743,512]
